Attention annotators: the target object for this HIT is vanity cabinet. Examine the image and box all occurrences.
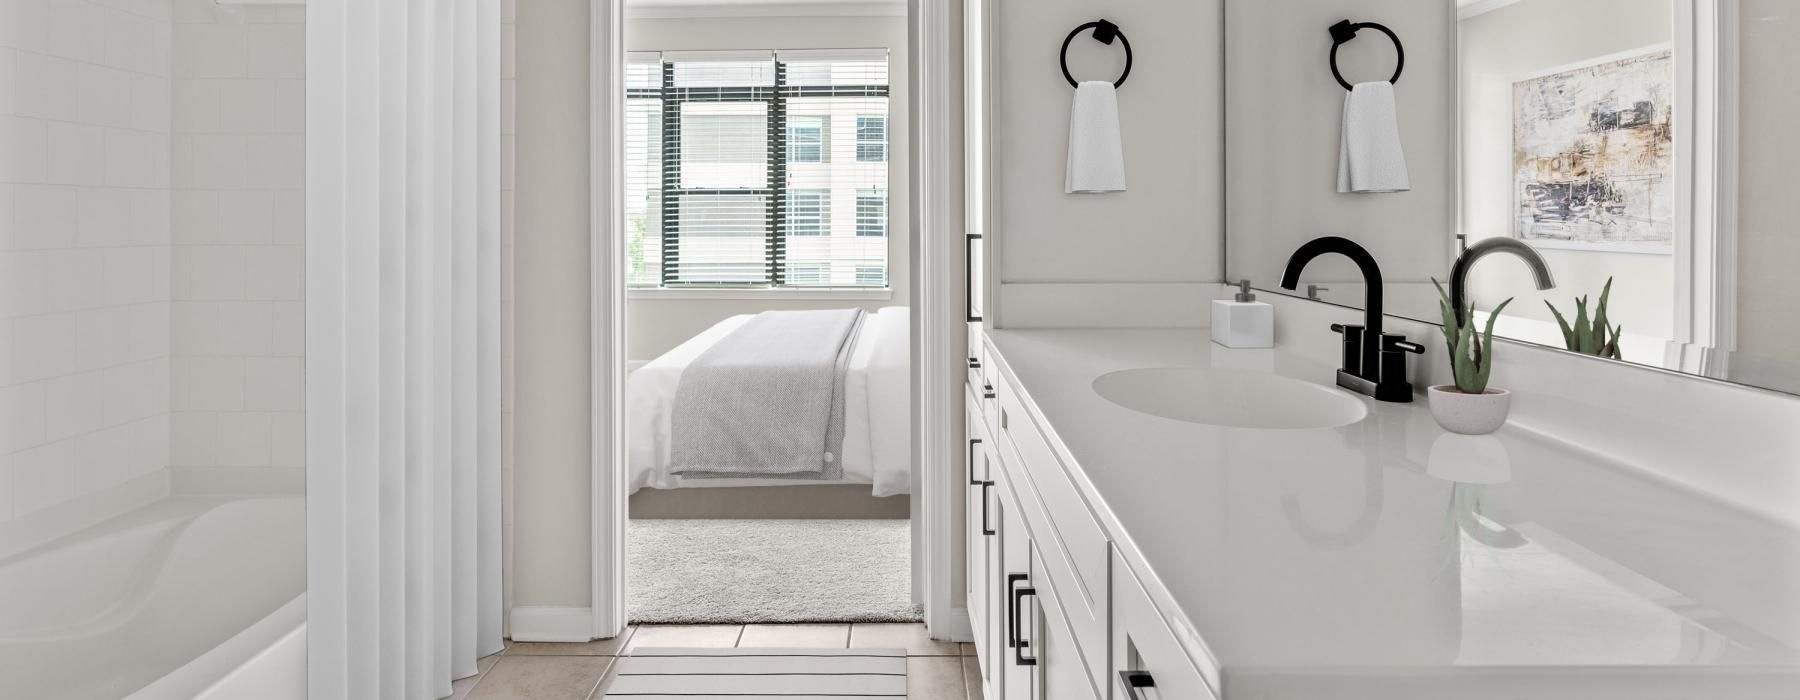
[966,335,1214,700]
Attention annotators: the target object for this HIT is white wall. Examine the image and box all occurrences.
[624,14,909,361]
[513,0,596,612]
[1458,0,1675,341]
[0,0,174,526]
[167,0,305,482]
[993,0,1221,294]
[1733,0,1800,390]
[1225,0,1452,301]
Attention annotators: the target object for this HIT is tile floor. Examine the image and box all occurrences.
[456,623,985,700]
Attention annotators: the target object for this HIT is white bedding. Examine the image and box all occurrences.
[626,306,911,496]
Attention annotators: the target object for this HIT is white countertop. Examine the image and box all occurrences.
[985,327,1800,699]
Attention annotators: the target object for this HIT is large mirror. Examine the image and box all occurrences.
[1227,0,1799,396]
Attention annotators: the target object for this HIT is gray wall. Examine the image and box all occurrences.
[514,0,595,611]
[1225,0,1454,292]
[1734,1,1800,382]
[992,0,1222,289]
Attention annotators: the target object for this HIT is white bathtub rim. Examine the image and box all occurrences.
[127,593,307,700]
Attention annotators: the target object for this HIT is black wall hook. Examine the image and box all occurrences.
[1328,19,1404,91]
[1060,19,1133,89]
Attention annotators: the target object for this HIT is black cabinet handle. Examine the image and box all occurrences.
[966,234,983,323]
[967,356,981,369]
[980,482,995,536]
[967,438,984,486]
[1013,585,1039,666]
[1005,573,1028,648]
[982,383,995,400]
[1119,671,1156,699]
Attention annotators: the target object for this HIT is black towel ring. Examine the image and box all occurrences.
[1328,19,1404,91]
[1060,19,1132,89]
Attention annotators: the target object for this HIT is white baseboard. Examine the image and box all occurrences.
[507,606,598,643]
[941,607,974,642]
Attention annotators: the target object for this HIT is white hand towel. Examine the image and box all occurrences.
[1337,81,1410,193]
[1066,80,1126,193]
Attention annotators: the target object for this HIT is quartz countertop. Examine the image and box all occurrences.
[984,327,1800,699]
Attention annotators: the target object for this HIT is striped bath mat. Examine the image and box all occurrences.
[602,647,906,698]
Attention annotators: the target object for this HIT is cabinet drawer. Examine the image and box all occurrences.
[993,375,1110,690]
[1111,552,1218,700]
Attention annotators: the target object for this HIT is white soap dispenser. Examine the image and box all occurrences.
[1212,280,1274,348]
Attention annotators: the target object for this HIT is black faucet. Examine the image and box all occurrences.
[1280,236,1422,403]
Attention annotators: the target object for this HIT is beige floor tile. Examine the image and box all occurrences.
[961,655,984,700]
[467,656,613,700]
[478,653,502,673]
[906,656,966,699]
[623,624,742,650]
[449,652,505,699]
[959,642,976,656]
[508,628,634,656]
[735,623,850,648]
[850,623,962,656]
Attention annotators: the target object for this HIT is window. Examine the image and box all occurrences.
[856,189,887,237]
[624,50,891,289]
[786,116,827,163]
[785,190,829,236]
[856,115,887,162]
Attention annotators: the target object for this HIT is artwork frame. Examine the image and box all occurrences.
[1511,43,1676,255]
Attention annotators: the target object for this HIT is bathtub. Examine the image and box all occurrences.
[0,496,306,699]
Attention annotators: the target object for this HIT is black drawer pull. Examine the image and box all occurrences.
[1119,671,1156,700]
[982,383,995,400]
[1013,585,1039,666]
[968,356,981,369]
[1005,573,1028,648]
[967,438,984,486]
[980,482,995,536]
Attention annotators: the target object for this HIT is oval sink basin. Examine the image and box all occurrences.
[1092,368,1367,430]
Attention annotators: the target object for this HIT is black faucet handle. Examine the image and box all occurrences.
[1382,334,1424,354]
[1329,323,1363,335]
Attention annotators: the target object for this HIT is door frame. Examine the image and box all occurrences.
[586,0,966,640]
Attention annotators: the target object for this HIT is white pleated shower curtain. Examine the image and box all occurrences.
[306,1,504,699]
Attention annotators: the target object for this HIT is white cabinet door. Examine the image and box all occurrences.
[996,472,1034,700]
[965,396,1000,696]
[1030,545,1103,700]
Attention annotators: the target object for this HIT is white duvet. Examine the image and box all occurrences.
[626,306,912,496]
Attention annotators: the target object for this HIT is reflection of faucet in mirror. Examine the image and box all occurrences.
[1281,236,1424,402]
[1448,238,1556,327]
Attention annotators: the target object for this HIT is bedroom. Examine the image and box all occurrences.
[617,0,919,632]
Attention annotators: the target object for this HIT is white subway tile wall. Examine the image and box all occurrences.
[1,0,176,522]
[0,0,304,526]
[168,0,304,476]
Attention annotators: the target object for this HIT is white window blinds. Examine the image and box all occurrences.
[624,49,890,289]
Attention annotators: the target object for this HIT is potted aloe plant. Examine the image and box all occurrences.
[1545,277,1624,359]
[1428,279,1513,435]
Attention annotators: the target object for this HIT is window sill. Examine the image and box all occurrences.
[627,287,895,301]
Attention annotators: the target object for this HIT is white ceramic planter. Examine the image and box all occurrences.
[1428,385,1511,435]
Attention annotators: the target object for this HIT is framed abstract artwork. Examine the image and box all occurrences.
[1512,45,1674,253]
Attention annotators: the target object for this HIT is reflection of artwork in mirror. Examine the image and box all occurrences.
[1513,47,1673,253]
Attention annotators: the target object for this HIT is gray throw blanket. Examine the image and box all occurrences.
[669,309,866,479]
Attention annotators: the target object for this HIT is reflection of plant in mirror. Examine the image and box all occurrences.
[1545,277,1624,360]
[1433,279,1512,394]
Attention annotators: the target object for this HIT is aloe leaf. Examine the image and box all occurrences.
[1545,301,1576,349]
[1453,322,1478,393]
[1473,297,1511,393]
[1573,296,1594,354]
[1432,278,1460,366]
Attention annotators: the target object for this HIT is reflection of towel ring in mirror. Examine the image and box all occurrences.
[1328,19,1404,91]
[1060,19,1133,89]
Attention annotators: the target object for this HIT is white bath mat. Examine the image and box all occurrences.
[602,648,906,697]
[627,519,920,624]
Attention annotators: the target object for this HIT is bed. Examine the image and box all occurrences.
[626,306,911,497]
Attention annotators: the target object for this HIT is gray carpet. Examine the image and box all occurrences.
[628,519,921,624]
